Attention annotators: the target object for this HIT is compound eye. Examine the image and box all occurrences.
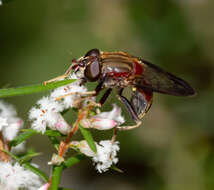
[84,59,101,82]
[84,48,100,57]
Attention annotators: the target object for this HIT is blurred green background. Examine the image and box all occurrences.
[0,0,214,189]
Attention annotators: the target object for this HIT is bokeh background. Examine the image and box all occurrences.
[0,0,214,189]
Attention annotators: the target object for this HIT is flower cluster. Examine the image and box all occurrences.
[29,73,125,173]
[29,73,125,134]
[0,162,43,190]
[29,74,88,134]
[0,100,44,189]
[0,101,23,142]
[71,140,120,173]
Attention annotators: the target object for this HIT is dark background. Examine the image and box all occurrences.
[0,0,214,189]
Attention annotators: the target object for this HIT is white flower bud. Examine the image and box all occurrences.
[0,117,8,131]
[70,140,96,157]
[38,183,50,190]
[80,118,117,130]
[48,153,64,165]
[94,104,125,124]
[55,115,72,135]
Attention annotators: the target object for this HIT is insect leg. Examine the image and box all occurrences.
[69,82,105,107]
[43,60,76,85]
[116,88,142,131]
[55,91,96,101]
[94,81,104,95]
[111,127,118,144]
[117,89,140,122]
[99,88,112,105]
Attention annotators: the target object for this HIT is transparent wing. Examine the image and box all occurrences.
[133,59,196,96]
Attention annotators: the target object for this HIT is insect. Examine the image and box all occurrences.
[45,48,196,130]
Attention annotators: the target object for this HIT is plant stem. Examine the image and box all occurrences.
[48,154,85,190]
[49,165,64,190]
[58,109,86,157]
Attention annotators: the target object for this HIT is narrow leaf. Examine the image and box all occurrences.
[0,79,75,98]
[19,152,42,164]
[9,129,38,148]
[21,129,64,137]
[110,165,124,173]
[24,163,49,182]
[64,154,86,168]
[1,149,19,160]
[45,129,65,137]
[79,125,97,153]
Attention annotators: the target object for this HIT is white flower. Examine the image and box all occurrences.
[0,0,2,6]
[0,100,17,118]
[29,96,64,133]
[72,140,120,173]
[95,104,125,124]
[2,117,23,141]
[70,140,96,157]
[54,114,72,134]
[0,101,23,141]
[38,183,50,190]
[50,73,87,109]
[93,140,120,173]
[0,162,43,190]
[29,73,89,134]
[81,104,125,130]
[0,117,8,131]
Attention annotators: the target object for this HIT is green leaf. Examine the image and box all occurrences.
[1,149,19,161]
[23,163,49,182]
[59,188,73,190]
[19,152,42,164]
[79,125,97,153]
[110,165,124,173]
[0,79,75,98]
[45,129,65,137]
[22,129,64,137]
[64,154,86,168]
[9,129,38,148]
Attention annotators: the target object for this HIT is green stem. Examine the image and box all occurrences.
[49,165,64,190]
[48,154,85,190]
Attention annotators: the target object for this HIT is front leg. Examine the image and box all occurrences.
[43,59,79,85]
